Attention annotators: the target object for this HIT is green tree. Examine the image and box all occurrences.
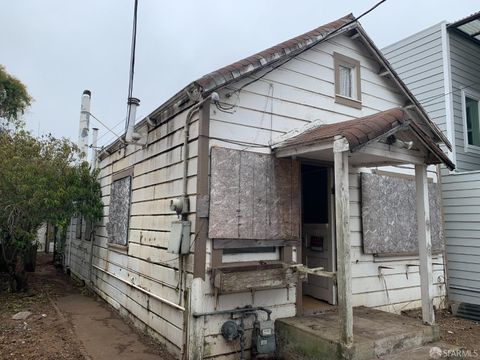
[0,128,103,291]
[0,66,101,291]
[0,65,32,126]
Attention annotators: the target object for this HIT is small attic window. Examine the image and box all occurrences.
[334,52,362,109]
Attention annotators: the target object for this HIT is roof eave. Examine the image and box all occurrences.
[354,24,453,151]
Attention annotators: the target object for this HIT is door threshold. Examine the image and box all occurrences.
[302,295,336,315]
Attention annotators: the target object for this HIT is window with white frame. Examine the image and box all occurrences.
[334,52,362,109]
[464,93,480,147]
[107,169,133,247]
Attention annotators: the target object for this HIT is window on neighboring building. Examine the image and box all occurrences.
[465,95,480,147]
[107,169,133,248]
[334,52,362,109]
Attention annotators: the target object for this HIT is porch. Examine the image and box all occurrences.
[272,107,455,354]
[275,306,440,360]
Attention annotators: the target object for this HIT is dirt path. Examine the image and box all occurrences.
[0,254,174,360]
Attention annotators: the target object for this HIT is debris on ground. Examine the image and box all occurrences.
[11,311,32,320]
[403,307,480,352]
[0,253,174,360]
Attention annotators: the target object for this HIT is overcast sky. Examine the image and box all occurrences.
[1,1,478,148]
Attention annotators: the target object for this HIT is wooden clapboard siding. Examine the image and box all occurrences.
[211,34,406,150]
[383,23,448,148]
[201,33,440,359]
[382,23,453,158]
[385,22,480,172]
[442,170,480,306]
[448,31,480,171]
[68,26,453,360]
[67,108,201,355]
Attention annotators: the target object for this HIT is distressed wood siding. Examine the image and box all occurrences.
[448,31,480,171]
[202,33,445,359]
[442,170,480,305]
[67,108,200,357]
[66,217,92,283]
[383,23,448,136]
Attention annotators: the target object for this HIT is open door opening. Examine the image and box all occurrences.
[301,164,336,312]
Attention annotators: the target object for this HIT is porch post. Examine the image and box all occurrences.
[333,136,353,346]
[415,164,435,325]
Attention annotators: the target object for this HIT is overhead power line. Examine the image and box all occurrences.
[88,112,123,140]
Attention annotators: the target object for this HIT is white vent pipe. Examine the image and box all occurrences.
[91,128,99,168]
[78,90,91,159]
[125,97,140,143]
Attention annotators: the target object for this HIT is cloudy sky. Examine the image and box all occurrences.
[1,1,478,148]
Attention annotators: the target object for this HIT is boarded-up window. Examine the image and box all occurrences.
[107,175,132,247]
[361,173,444,255]
[208,147,300,241]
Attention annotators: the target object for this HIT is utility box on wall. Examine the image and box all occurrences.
[168,221,191,254]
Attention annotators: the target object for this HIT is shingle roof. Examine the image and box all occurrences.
[101,14,451,160]
[274,107,455,169]
[194,14,356,94]
[277,108,407,150]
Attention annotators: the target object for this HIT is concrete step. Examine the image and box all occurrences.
[379,342,467,360]
[276,307,440,360]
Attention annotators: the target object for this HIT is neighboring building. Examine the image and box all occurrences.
[384,12,480,310]
[66,14,453,359]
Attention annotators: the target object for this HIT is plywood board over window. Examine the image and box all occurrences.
[361,172,444,255]
[107,168,133,248]
[209,147,300,243]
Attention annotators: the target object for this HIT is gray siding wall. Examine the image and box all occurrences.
[383,23,448,135]
[442,171,480,305]
[449,31,480,171]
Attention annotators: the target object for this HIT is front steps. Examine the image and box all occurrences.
[275,307,442,359]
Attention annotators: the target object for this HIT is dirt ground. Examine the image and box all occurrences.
[403,307,480,351]
[0,254,174,360]
[3,256,479,359]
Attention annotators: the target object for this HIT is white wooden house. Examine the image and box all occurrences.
[384,12,480,313]
[66,14,454,359]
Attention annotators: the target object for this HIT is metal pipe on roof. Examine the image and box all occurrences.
[91,127,99,168]
[78,90,91,159]
[125,97,140,143]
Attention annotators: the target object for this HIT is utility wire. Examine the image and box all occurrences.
[96,118,126,142]
[418,81,479,106]
[88,112,123,140]
[227,0,388,97]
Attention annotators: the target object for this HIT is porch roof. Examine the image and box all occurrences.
[273,108,455,170]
